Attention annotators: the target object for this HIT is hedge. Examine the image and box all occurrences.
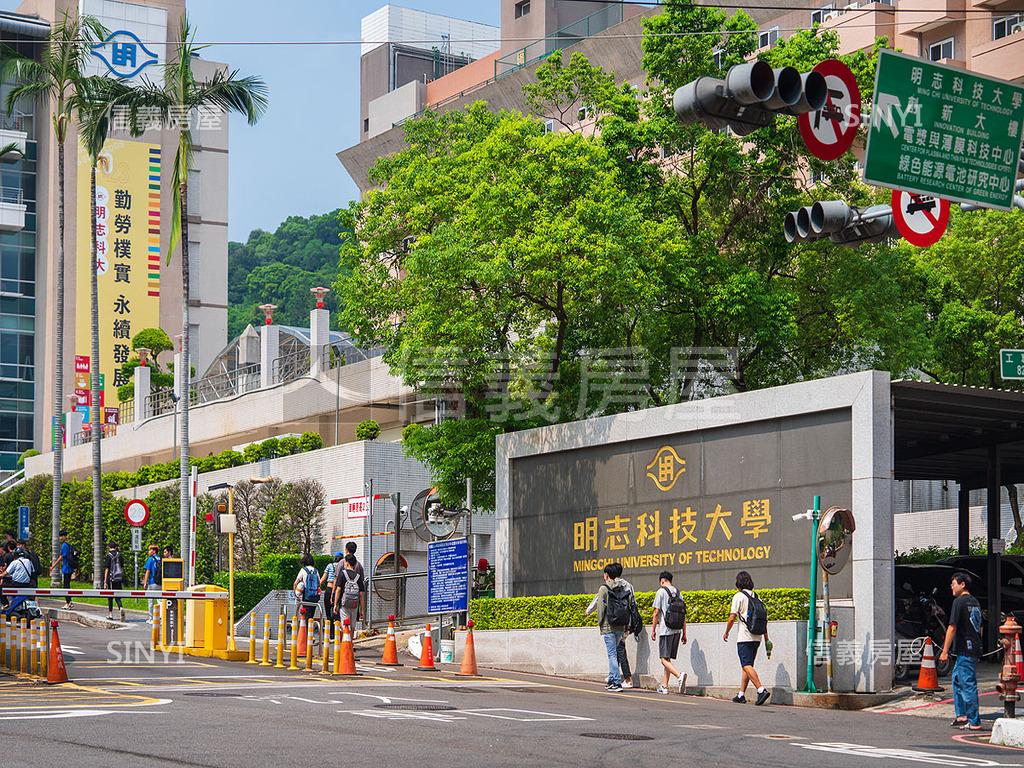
[258,553,335,590]
[214,571,276,618]
[469,588,809,630]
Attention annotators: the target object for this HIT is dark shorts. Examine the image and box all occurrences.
[659,632,681,660]
[738,640,760,667]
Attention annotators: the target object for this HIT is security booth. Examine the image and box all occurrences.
[161,557,184,646]
[493,370,1024,693]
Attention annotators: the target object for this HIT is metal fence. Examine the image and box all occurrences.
[192,362,261,404]
[118,398,135,424]
[146,388,176,418]
[70,423,117,447]
[270,348,311,386]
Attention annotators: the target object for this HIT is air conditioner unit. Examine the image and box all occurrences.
[1011,21,1024,35]
[844,2,859,9]
[823,10,841,21]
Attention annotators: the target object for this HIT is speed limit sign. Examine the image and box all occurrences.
[798,59,861,161]
[891,189,950,247]
[123,499,150,527]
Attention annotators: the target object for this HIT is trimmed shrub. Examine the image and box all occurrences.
[258,553,335,590]
[355,419,381,441]
[299,431,323,452]
[469,588,808,630]
[279,436,300,456]
[259,438,280,459]
[215,571,276,617]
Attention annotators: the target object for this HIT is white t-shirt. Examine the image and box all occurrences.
[730,590,762,642]
[653,585,682,637]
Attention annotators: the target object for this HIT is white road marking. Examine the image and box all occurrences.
[456,708,593,722]
[795,743,1021,766]
[676,724,726,730]
[349,709,466,722]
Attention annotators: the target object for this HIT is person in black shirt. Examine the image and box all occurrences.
[940,571,983,730]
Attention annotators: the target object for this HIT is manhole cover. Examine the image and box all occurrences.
[183,692,243,698]
[374,704,457,711]
[580,733,654,741]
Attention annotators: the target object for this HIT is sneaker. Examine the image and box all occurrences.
[106,613,113,620]
[656,685,669,695]
[756,689,771,706]
[65,602,74,610]
[120,610,126,622]
[678,673,687,695]
[621,680,633,689]
[607,685,622,693]
[145,619,153,625]
[732,694,746,704]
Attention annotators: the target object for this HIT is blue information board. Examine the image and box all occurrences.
[17,505,29,540]
[428,537,469,614]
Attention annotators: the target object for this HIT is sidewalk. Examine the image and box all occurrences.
[36,597,149,630]
[870,662,1006,726]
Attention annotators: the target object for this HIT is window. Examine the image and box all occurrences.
[186,168,201,214]
[187,241,200,281]
[811,5,835,25]
[994,14,1024,40]
[928,37,954,61]
[758,27,780,49]
[543,119,555,134]
[363,117,369,133]
[577,105,592,122]
[514,0,530,19]
[712,48,724,69]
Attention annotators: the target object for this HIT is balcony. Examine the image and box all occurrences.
[897,0,965,34]
[820,3,896,55]
[0,128,26,160]
[0,188,25,232]
[972,30,1024,82]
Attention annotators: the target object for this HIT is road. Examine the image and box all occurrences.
[0,618,1019,768]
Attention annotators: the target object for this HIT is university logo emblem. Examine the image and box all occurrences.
[646,446,686,492]
[92,30,158,79]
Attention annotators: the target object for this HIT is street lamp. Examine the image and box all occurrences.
[137,347,151,367]
[258,303,277,325]
[311,286,330,309]
[208,481,238,651]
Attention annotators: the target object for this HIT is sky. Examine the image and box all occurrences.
[0,0,501,241]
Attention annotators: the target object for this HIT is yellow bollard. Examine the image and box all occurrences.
[40,620,48,678]
[321,618,331,674]
[19,617,27,674]
[260,613,271,666]
[30,621,39,676]
[247,613,257,663]
[333,621,343,675]
[304,617,314,671]
[287,617,299,671]
[0,615,6,671]
[275,614,285,669]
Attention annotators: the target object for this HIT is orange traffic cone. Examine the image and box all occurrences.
[912,637,943,693]
[337,619,360,676]
[1015,634,1024,681]
[380,615,402,667]
[416,623,438,671]
[295,607,308,659]
[47,620,69,684]
[456,619,480,677]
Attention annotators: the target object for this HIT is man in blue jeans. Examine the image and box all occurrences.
[940,571,983,731]
[593,563,630,692]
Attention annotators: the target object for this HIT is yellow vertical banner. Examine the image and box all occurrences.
[76,140,161,421]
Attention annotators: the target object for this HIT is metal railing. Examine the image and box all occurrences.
[0,111,31,135]
[118,398,135,424]
[270,348,311,386]
[0,187,23,205]
[0,467,25,494]
[70,423,117,447]
[145,388,177,418]
[192,362,261,404]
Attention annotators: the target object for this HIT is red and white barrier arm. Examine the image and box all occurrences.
[1,588,229,600]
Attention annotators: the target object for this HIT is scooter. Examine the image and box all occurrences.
[2,593,42,621]
[894,590,951,681]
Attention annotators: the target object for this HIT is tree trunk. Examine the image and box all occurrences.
[178,178,191,581]
[51,137,65,586]
[89,163,102,587]
[1007,484,1023,547]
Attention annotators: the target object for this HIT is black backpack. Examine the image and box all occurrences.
[739,589,769,636]
[604,584,631,627]
[627,593,644,638]
[66,544,79,573]
[662,587,687,630]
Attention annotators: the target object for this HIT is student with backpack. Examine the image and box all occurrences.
[333,553,366,627]
[49,530,77,610]
[723,570,771,706]
[593,562,631,693]
[585,564,637,689]
[652,571,687,695]
[293,553,320,624]
[143,544,162,623]
[320,552,343,639]
[103,541,126,621]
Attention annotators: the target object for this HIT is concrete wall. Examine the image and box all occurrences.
[367,80,425,139]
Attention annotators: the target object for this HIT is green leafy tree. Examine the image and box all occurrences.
[116,327,176,401]
[0,11,108,584]
[355,419,381,441]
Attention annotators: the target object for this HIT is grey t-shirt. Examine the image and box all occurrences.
[653,585,682,637]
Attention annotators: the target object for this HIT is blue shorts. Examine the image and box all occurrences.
[738,641,760,667]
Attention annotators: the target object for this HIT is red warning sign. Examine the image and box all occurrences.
[798,59,861,161]
[891,189,950,247]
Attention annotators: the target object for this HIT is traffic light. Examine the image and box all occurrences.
[673,61,827,135]
[784,201,898,247]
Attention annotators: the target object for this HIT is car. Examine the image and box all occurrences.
[937,555,1024,620]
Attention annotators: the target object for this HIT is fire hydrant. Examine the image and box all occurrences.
[998,616,1022,718]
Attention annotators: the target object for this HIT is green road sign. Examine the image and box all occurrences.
[1001,349,1024,380]
[864,50,1024,211]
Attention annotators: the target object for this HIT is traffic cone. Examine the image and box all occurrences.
[912,637,944,693]
[456,620,480,677]
[47,620,69,684]
[416,623,438,671]
[337,619,360,676]
[1015,634,1024,681]
[379,615,402,666]
[295,607,308,659]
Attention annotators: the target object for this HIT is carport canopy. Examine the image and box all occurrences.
[892,379,1024,650]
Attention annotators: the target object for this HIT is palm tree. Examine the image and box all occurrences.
[129,15,267,575]
[72,76,127,586]
[0,13,106,584]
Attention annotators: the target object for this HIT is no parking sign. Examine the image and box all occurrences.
[798,59,861,161]
[891,189,950,247]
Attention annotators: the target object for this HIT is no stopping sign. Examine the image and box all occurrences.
[798,59,861,161]
[891,189,950,247]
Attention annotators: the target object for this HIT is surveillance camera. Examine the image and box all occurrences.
[400,505,409,514]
